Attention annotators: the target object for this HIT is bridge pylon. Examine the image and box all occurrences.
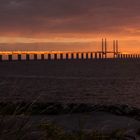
[113,40,119,58]
[101,38,107,58]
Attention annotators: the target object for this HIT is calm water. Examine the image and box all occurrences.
[0,60,140,107]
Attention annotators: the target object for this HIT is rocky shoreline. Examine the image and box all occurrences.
[1,102,140,140]
[1,102,140,120]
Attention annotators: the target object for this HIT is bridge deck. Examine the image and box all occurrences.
[0,51,119,55]
[0,51,139,61]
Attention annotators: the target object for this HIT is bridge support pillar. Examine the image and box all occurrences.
[66,53,69,60]
[124,54,126,59]
[117,54,120,59]
[60,53,63,60]
[18,54,22,61]
[120,54,122,59]
[71,53,74,60]
[86,53,88,60]
[99,53,102,59]
[95,53,97,59]
[41,54,45,60]
[26,54,30,61]
[8,54,12,61]
[76,53,79,60]
[54,54,57,60]
[105,53,107,59]
[48,54,51,60]
[90,53,93,59]
[0,55,2,61]
[81,53,84,60]
[34,54,37,60]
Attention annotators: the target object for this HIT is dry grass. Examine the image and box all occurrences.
[0,102,138,139]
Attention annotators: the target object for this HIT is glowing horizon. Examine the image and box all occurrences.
[0,36,140,54]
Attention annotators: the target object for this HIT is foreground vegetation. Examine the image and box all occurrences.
[0,102,139,139]
[40,121,138,140]
[0,115,138,140]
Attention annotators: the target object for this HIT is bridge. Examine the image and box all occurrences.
[0,39,139,61]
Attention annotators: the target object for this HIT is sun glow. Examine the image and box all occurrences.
[0,37,97,44]
[0,35,140,54]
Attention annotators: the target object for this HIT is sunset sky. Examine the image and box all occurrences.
[0,0,140,52]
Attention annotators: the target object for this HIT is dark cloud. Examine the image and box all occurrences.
[0,0,139,37]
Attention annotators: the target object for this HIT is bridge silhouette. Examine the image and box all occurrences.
[0,39,139,61]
